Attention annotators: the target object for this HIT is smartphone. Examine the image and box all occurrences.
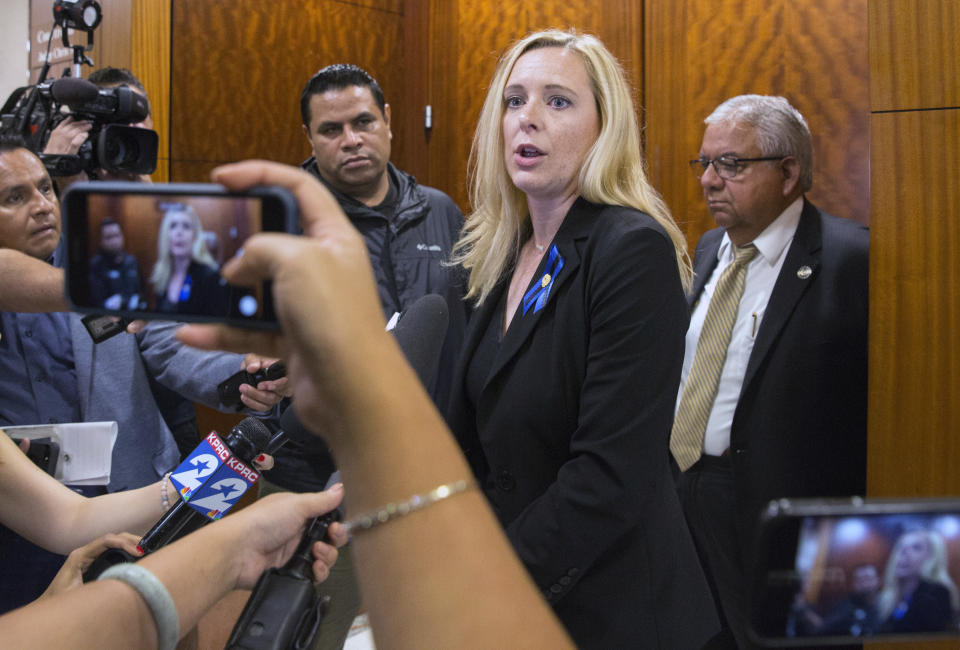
[62,181,298,328]
[749,497,960,646]
[9,436,60,476]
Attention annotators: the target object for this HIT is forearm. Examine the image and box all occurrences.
[0,522,239,649]
[0,434,160,553]
[0,249,68,312]
[61,481,166,548]
[0,579,156,649]
[317,333,573,648]
[138,321,249,411]
[136,519,241,635]
[17,481,163,555]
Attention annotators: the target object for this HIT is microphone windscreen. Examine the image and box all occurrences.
[277,295,448,448]
[392,293,449,388]
[50,77,99,104]
[233,416,272,451]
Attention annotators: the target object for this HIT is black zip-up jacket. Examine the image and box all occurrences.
[264,160,468,491]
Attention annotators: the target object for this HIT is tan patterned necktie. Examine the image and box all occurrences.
[670,244,758,471]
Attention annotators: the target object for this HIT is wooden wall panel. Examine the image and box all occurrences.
[867,109,960,497]
[645,0,869,259]
[96,0,133,76]
[131,0,170,182]
[867,4,959,643]
[409,0,646,212]
[869,0,960,111]
[170,0,405,182]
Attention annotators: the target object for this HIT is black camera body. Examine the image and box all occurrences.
[46,80,157,177]
[1,77,158,177]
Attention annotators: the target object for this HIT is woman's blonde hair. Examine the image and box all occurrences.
[150,205,218,295]
[450,29,691,305]
[876,529,960,622]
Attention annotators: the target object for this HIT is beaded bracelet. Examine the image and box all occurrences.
[343,479,477,535]
[99,563,179,650]
[160,472,172,511]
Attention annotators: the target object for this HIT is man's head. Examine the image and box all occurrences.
[695,94,811,245]
[0,135,60,259]
[850,564,880,597]
[99,217,124,255]
[300,64,392,205]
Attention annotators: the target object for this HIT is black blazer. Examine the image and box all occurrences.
[447,198,718,649]
[158,261,230,317]
[688,199,869,549]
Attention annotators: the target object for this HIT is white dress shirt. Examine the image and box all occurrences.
[676,197,803,456]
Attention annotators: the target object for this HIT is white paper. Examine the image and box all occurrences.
[3,421,118,485]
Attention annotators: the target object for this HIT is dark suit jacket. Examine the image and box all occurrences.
[880,579,956,633]
[688,199,869,550]
[447,198,718,649]
[158,261,231,317]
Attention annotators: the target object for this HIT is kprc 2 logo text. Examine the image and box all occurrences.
[168,431,231,500]
[183,455,260,520]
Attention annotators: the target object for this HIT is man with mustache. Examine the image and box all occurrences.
[259,64,467,649]
[299,65,466,411]
[671,94,869,649]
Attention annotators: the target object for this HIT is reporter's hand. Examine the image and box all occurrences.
[43,116,91,155]
[39,533,142,599]
[240,353,291,410]
[220,484,346,589]
[176,161,388,438]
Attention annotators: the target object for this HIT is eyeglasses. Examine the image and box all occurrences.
[689,155,785,180]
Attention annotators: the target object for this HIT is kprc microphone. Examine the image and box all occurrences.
[225,510,341,650]
[139,417,271,553]
[82,417,272,581]
[83,418,271,582]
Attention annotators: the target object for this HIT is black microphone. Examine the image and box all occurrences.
[391,293,449,388]
[50,78,150,123]
[49,77,99,104]
[82,417,271,582]
[270,293,449,452]
[225,511,341,650]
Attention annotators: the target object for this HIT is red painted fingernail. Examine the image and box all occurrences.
[255,454,266,464]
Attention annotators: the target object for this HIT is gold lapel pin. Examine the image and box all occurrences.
[796,265,812,280]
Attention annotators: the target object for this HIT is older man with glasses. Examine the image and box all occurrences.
[670,94,870,649]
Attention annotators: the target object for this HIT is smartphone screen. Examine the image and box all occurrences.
[63,182,296,328]
[750,498,960,646]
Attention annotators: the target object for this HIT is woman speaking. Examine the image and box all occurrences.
[446,29,718,648]
[150,205,229,316]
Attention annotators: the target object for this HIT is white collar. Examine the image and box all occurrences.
[717,196,804,267]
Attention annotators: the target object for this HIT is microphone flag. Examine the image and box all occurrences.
[169,430,259,520]
[183,455,259,520]
[169,430,231,501]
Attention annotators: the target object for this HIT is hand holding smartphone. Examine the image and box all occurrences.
[62,181,298,329]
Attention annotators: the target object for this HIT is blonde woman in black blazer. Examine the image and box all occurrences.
[446,30,718,649]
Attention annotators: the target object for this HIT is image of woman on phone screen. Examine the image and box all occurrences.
[149,205,230,316]
[877,529,959,633]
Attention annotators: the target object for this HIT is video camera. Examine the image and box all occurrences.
[0,0,158,178]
